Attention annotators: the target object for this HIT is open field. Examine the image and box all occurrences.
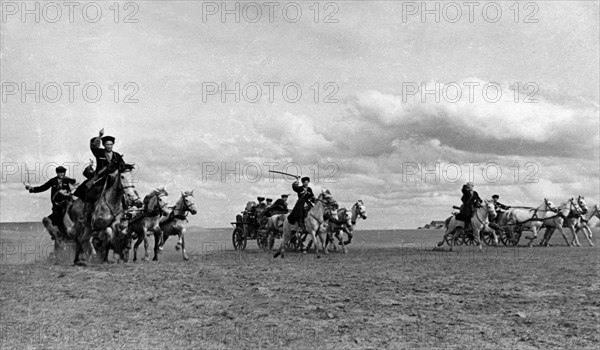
[1,223,599,349]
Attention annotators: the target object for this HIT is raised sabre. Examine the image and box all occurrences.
[268,170,300,179]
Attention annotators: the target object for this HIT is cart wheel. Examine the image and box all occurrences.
[232,227,247,251]
[462,231,474,246]
[482,231,495,246]
[508,227,523,246]
[499,227,510,246]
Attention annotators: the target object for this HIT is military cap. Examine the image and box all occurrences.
[55,166,67,173]
[101,136,116,144]
[257,197,265,202]
[281,194,289,198]
[492,194,500,199]
[301,176,310,183]
[266,198,273,202]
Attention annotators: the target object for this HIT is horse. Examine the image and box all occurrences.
[153,190,198,261]
[324,200,368,253]
[128,188,170,261]
[575,202,600,246]
[265,212,289,250]
[444,199,497,251]
[505,198,558,247]
[539,197,587,247]
[73,165,142,265]
[273,191,339,259]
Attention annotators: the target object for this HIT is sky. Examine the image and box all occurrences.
[1,1,599,229]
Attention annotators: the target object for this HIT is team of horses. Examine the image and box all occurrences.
[439,195,598,250]
[44,164,368,264]
[46,165,197,265]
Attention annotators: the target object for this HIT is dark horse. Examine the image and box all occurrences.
[73,165,141,265]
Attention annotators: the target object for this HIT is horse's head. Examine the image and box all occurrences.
[181,190,197,215]
[319,190,339,222]
[119,164,142,207]
[355,200,367,220]
[543,198,558,212]
[483,199,497,221]
[146,188,169,215]
[577,195,588,214]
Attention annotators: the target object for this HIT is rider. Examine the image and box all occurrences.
[287,177,314,226]
[456,182,481,224]
[491,194,510,222]
[74,128,126,203]
[266,198,273,207]
[25,166,77,239]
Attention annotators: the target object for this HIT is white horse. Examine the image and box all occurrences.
[505,198,558,247]
[575,202,599,246]
[444,199,497,251]
[273,191,339,258]
[324,200,367,253]
[154,190,198,261]
[539,197,587,247]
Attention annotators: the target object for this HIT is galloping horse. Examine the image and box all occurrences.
[129,188,170,261]
[273,191,339,258]
[154,190,198,261]
[505,198,558,247]
[539,196,587,247]
[74,165,141,265]
[325,200,368,253]
[574,202,600,246]
[444,199,497,251]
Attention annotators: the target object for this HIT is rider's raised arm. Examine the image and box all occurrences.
[28,178,54,193]
[291,180,302,194]
[90,136,104,157]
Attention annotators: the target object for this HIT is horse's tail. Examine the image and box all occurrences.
[444,216,452,228]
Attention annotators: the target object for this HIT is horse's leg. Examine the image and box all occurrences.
[310,227,320,258]
[152,230,162,261]
[180,229,189,261]
[133,229,142,262]
[339,228,347,254]
[273,223,290,258]
[526,226,538,247]
[559,225,572,247]
[580,225,594,246]
[474,228,483,251]
[319,226,328,255]
[569,222,581,247]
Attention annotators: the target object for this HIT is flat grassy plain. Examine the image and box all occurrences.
[1,223,598,349]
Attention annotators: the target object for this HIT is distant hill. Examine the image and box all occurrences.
[0,221,44,232]
[417,220,446,230]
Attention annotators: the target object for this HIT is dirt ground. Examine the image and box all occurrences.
[1,225,599,349]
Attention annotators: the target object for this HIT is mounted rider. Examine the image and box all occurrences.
[456,182,482,224]
[74,128,126,203]
[287,177,314,226]
[25,165,77,239]
[491,194,510,223]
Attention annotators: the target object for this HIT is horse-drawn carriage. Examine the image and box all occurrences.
[231,201,271,250]
[441,223,525,246]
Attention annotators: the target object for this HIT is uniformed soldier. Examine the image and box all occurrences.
[266,198,273,206]
[491,194,511,223]
[272,194,289,213]
[74,128,126,202]
[91,128,125,177]
[287,177,314,225]
[25,166,76,238]
[255,197,267,215]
